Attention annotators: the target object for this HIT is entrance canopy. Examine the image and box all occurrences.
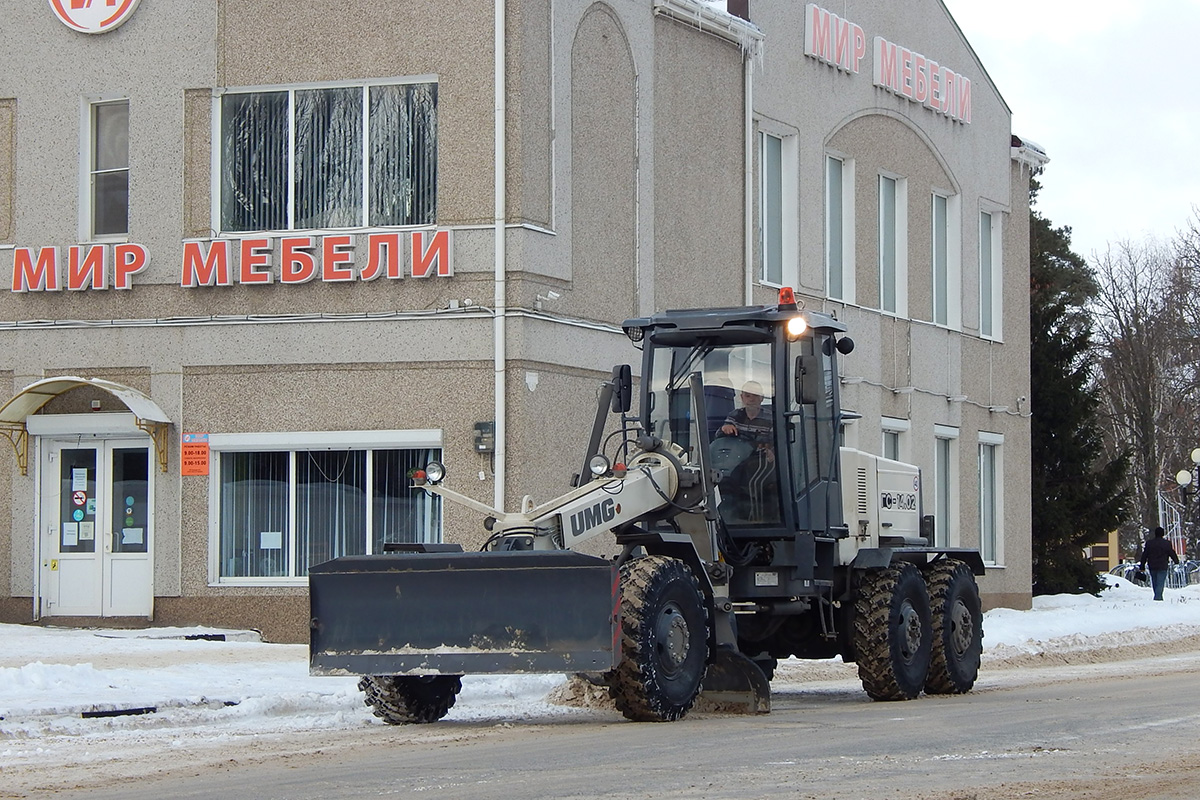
[0,376,172,475]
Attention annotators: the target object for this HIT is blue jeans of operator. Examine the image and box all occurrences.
[1149,569,1168,601]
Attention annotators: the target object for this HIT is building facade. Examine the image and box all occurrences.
[0,0,1038,641]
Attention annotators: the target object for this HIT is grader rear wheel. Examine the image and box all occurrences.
[608,555,709,722]
[853,563,933,701]
[924,559,983,694]
[358,674,463,724]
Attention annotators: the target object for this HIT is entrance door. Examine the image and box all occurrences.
[40,439,153,617]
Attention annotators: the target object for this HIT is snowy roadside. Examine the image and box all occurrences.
[2,575,1199,763]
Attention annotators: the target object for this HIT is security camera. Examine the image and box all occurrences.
[546,291,561,301]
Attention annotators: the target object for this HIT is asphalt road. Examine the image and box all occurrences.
[59,654,1200,800]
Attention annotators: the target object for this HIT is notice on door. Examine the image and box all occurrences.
[181,433,210,476]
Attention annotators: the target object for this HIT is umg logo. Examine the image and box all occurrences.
[569,498,620,539]
[49,0,143,34]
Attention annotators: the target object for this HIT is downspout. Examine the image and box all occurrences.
[743,53,754,306]
[493,0,507,508]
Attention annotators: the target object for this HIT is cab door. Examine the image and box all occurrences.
[40,439,152,617]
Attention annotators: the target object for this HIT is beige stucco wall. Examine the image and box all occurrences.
[1,0,1033,631]
[651,16,745,311]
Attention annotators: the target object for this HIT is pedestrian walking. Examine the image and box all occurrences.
[1139,527,1180,601]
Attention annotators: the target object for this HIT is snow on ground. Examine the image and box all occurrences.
[2,575,1199,761]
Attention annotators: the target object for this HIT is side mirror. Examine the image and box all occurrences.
[611,364,633,413]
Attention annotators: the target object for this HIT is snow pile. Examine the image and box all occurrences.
[984,575,1200,660]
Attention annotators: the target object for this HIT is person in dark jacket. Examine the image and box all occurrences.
[1139,527,1180,601]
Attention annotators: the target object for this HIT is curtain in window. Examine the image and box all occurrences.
[369,83,437,226]
[220,452,289,577]
[372,448,441,551]
[221,92,288,232]
[294,87,363,229]
[295,450,367,574]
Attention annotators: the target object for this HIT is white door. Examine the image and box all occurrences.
[40,439,153,617]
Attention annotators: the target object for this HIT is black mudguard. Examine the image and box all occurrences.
[309,550,618,677]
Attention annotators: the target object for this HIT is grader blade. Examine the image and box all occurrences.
[309,550,618,677]
[698,648,772,714]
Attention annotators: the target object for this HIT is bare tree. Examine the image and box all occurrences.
[1092,221,1200,558]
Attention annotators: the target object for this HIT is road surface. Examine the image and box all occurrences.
[17,650,1200,800]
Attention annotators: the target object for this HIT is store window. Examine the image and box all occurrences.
[979,432,1003,564]
[213,443,441,582]
[218,80,437,232]
[825,154,855,303]
[89,100,129,238]
[878,174,907,315]
[980,210,1003,339]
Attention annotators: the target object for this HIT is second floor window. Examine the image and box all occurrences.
[90,100,129,237]
[219,80,437,233]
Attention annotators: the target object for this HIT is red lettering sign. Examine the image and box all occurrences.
[280,237,317,284]
[182,240,231,287]
[113,243,148,290]
[68,245,108,291]
[411,230,452,278]
[805,4,865,74]
[322,236,356,282]
[11,247,61,292]
[873,36,971,124]
[239,238,273,284]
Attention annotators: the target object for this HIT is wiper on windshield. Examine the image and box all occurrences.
[667,345,713,391]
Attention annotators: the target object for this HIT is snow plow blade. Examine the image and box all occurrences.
[698,648,771,714]
[309,549,618,677]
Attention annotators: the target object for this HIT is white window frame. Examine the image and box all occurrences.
[878,173,908,316]
[933,424,960,548]
[931,190,962,330]
[758,128,798,288]
[825,153,856,303]
[881,416,909,462]
[979,209,1003,340]
[80,96,130,243]
[211,75,437,235]
[206,429,442,586]
[978,431,1004,566]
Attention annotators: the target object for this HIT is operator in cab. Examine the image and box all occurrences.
[716,380,779,524]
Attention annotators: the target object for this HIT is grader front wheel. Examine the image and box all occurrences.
[358,674,463,724]
[608,556,710,722]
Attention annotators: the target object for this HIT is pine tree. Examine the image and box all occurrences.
[1029,186,1129,595]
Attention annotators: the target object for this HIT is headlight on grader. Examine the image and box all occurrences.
[785,315,809,340]
[424,461,447,484]
[588,454,611,477]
